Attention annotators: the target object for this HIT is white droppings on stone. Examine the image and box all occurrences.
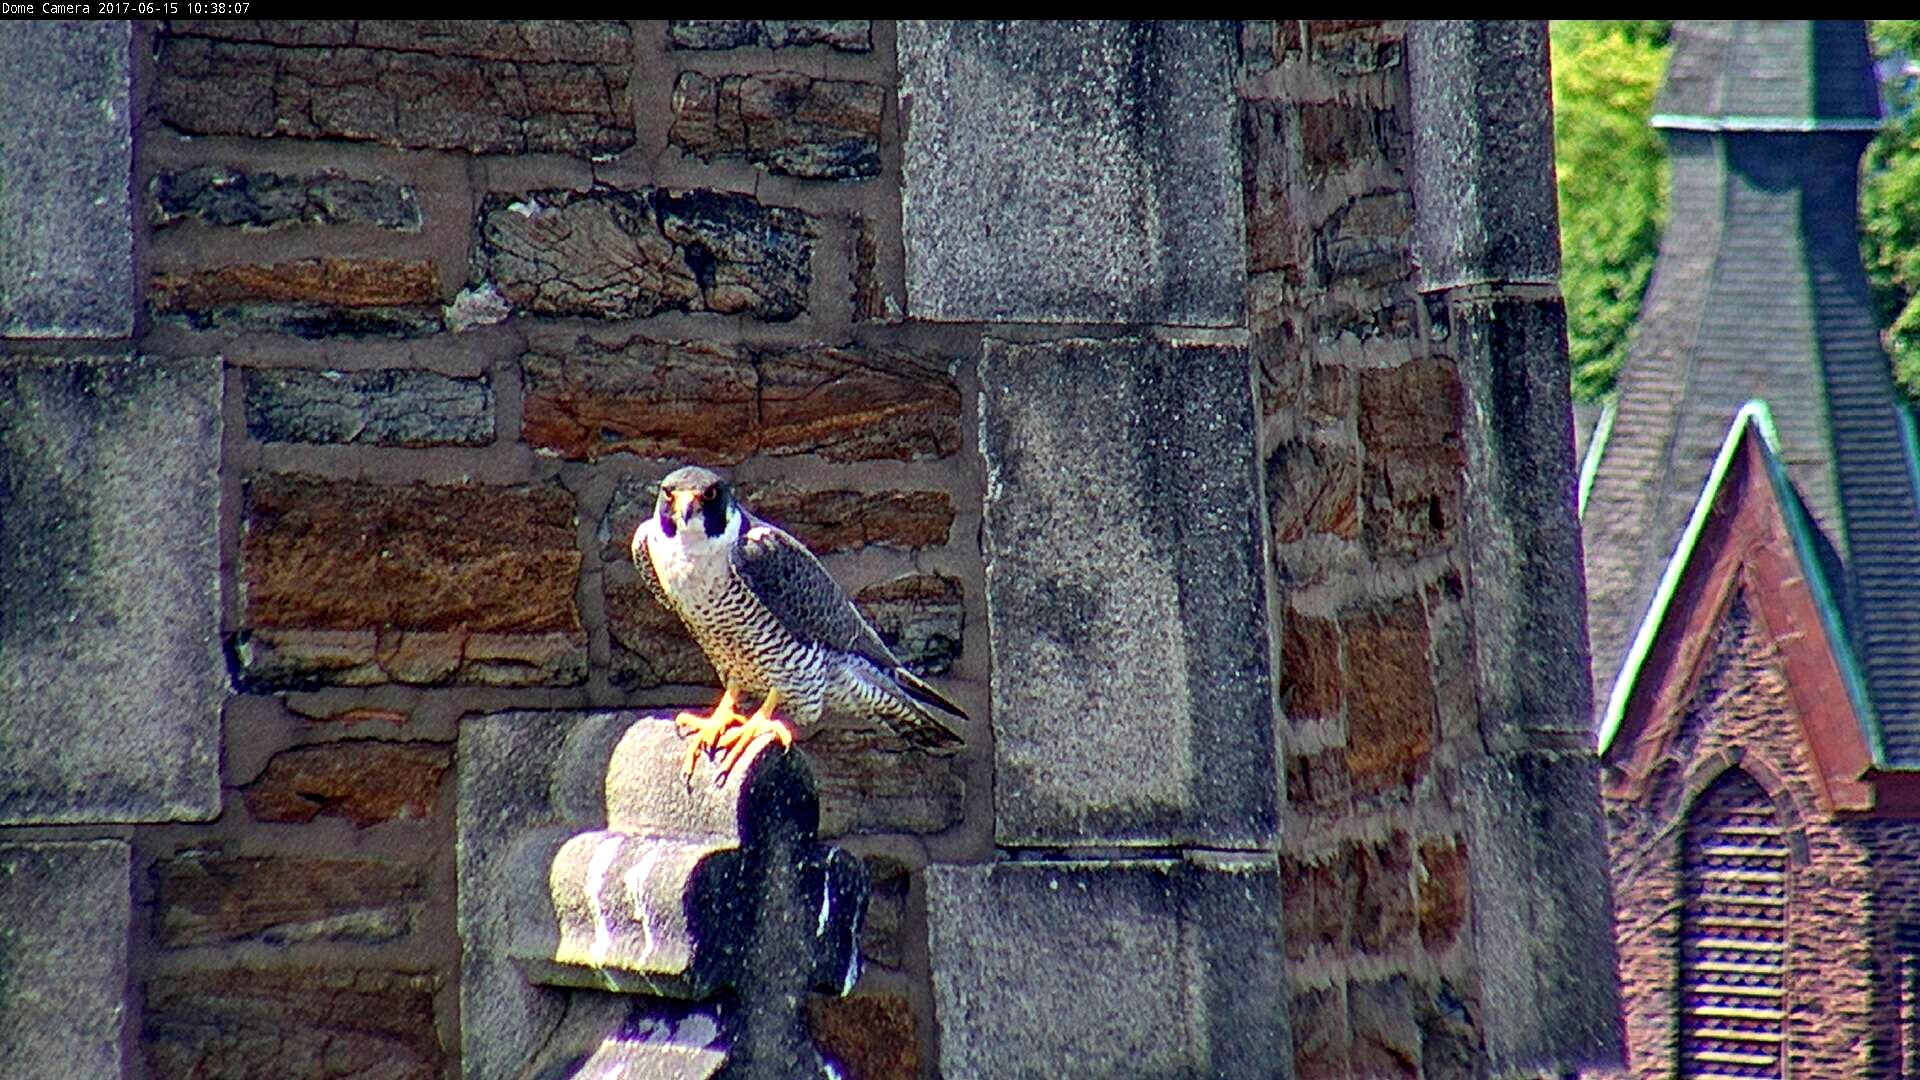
[443,283,510,333]
[676,1011,719,1048]
[817,875,832,936]
[583,833,624,967]
[623,845,665,964]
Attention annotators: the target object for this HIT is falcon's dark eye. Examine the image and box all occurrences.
[700,484,728,538]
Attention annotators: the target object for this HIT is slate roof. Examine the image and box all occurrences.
[1582,20,1920,766]
[1653,21,1881,130]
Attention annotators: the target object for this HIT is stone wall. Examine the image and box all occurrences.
[1603,586,1920,1077]
[0,19,1618,1079]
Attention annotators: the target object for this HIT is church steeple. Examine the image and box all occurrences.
[1582,21,1920,765]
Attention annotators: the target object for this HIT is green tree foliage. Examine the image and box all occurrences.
[1862,20,1920,399]
[1550,21,1672,402]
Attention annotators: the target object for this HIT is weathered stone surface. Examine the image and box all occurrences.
[245,367,492,446]
[151,165,418,231]
[899,21,1244,324]
[238,475,584,687]
[855,573,963,676]
[1448,296,1591,738]
[1341,599,1436,797]
[460,711,866,1079]
[242,742,452,827]
[1291,985,1348,1079]
[928,860,1286,1077]
[1461,749,1623,1074]
[0,357,222,824]
[1281,611,1343,721]
[808,993,919,1080]
[1416,835,1469,949]
[150,258,445,337]
[477,189,814,322]
[154,852,423,946]
[1316,191,1414,289]
[0,23,132,337]
[979,337,1276,846]
[669,20,872,52]
[524,338,958,463]
[1407,21,1560,289]
[607,580,717,690]
[858,855,910,969]
[1267,442,1361,544]
[1351,833,1416,955]
[1247,19,1405,76]
[810,726,966,836]
[145,968,442,1080]
[0,841,130,1077]
[1349,976,1420,1078]
[672,72,883,180]
[154,22,633,156]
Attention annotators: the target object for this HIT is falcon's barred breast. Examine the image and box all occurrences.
[632,465,967,779]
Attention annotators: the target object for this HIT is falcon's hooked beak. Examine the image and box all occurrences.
[671,489,701,521]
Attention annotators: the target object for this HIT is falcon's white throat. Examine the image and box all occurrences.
[640,496,743,600]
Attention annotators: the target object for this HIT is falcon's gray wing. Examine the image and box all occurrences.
[729,518,900,668]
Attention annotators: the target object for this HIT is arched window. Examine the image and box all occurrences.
[1679,769,1788,1078]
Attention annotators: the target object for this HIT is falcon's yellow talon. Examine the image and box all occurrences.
[711,693,792,784]
[675,689,743,780]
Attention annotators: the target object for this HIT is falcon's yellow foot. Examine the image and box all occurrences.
[676,690,744,780]
[711,692,793,785]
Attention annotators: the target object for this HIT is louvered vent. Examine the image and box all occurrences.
[1680,769,1788,1078]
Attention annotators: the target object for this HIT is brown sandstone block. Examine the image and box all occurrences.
[1282,852,1351,960]
[145,967,442,1080]
[1342,599,1435,795]
[1351,832,1417,955]
[1281,612,1343,721]
[238,475,585,687]
[523,339,960,463]
[1316,190,1413,289]
[153,853,422,947]
[476,189,813,321]
[1416,836,1470,949]
[807,992,921,1080]
[671,71,884,180]
[810,726,966,837]
[1267,441,1362,543]
[150,258,444,337]
[241,741,451,827]
[1357,356,1464,463]
[154,23,634,155]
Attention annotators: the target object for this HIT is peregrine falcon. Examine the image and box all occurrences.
[632,465,967,780]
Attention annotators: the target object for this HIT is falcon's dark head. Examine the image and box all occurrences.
[655,465,737,541]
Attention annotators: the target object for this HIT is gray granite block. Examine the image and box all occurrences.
[0,357,223,823]
[899,21,1244,325]
[927,859,1287,1079]
[0,23,133,338]
[1446,296,1593,742]
[1460,750,1625,1074]
[1407,21,1561,290]
[979,336,1278,847]
[0,840,131,1078]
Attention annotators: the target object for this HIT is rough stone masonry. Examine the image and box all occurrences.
[0,19,1620,1080]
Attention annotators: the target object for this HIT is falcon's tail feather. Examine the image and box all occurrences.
[889,667,967,751]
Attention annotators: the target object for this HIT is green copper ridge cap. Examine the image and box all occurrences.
[1597,400,1880,764]
[1577,399,1617,521]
